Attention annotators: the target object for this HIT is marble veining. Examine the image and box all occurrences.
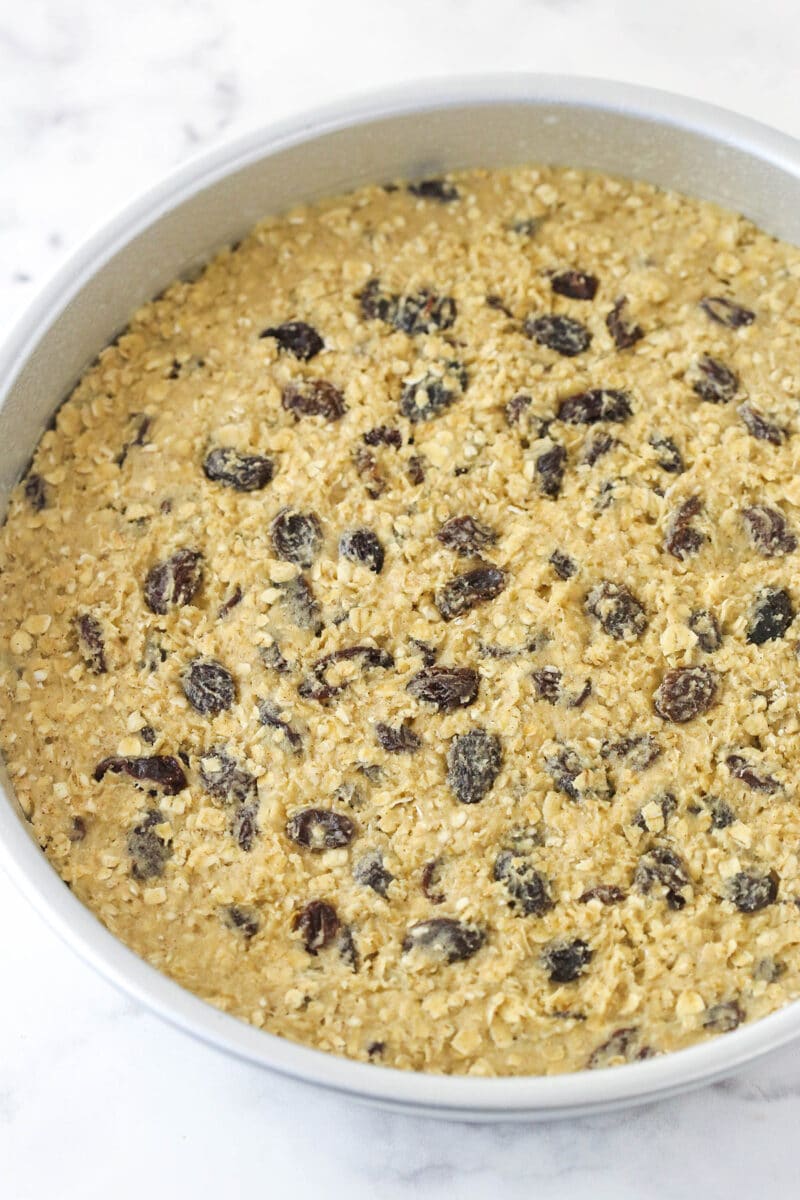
[2,1,800,1195]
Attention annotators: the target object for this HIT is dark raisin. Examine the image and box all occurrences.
[532,666,561,704]
[367,1041,385,1058]
[127,809,171,880]
[703,1001,744,1033]
[525,314,592,357]
[68,816,87,842]
[421,858,446,904]
[665,495,705,561]
[726,754,781,794]
[24,473,49,510]
[260,320,324,360]
[650,435,685,474]
[181,658,236,715]
[407,665,479,711]
[435,565,506,621]
[353,849,394,896]
[144,548,203,614]
[293,900,340,954]
[231,802,259,851]
[486,294,514,317]
[298,645,394,702]
[579,884,626,905]
[407,178,459,202]
[738,402,785,445]
[217,585,243,620]
[588,1027,647,1069]
[402,918,485,963]
[409,638,437,666]
[535,443,567,497]
[353,445,386,498]
[606,296,644,349]
[94,755,187,794]
[742,505,797,557]
[549,550,576,580]
[339,528,384,574]
[494,852,554,916]
[406,454,426,484]
[375,722,421,753]
[551,270,599,300]
[282,379,346,422]
[689,609,722,652]
[286,807,356,850]
[203,447,275,491]
[544,746,582,800]
[601,735,662,772]
[198,747,257,805]
[337,925,359,972]
[583,434,617,465]
[707,795,735,829]
[271,508,323,567]
[447,728,502,804]
[437,515,498,556]
[395,290,457,335]
[261,642,291,673]
[223,905,260,939]
[542,938,592,983]
[75,612,107,674]
[634,846,691,909]
[746,587,795,644]
[585,580,647,641]
[400,365,467,424]
[727,870,779,912]
[690,356,738,403]
[258,700,303,752]
[633,791,677,832]
[700,296,755,328]
[279,574,323,633]
[654,666,717,723]
[505,393,532,426]
[558,389,632,425]
[363,425,403,448]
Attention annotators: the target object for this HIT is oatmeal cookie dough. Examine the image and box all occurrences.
[4,166,800,1076]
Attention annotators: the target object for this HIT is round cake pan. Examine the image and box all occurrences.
[3,75,800,1121]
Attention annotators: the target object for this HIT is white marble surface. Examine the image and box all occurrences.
[3,2,800,1195]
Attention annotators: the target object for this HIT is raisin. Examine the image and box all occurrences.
[650,435,685,474]
[535,443,567,497]
[585,580,647,641]
[363,425,402,449]
[198,747,257,805]
[260,320,324,360]
[665,495,705,561]
[435,565,507,621]
[551,270,599,300]
[116,414,152,466]
[409,638,437,666]
[144,548,203,614]
[746,587,795,644]
[286,807,355,850]
[601,735,662,772]
[293,900,340,954]
[351,445,385,499]
[282,379,346,422]
[94,755,187,795]
[525,314,592,357]
[486,294,514,317]
[279,574,323,633]
[217,584,243,620]
[231,802,259,851]
[397,290,457,335]
[139,726,156,746]
[588,1027,648,1069]
[742,505,797,557]
[654,666,717,723]
[261,642,291,673]
[505,393,532,426]
[606,297,644,349]
[338,527,385,574]
[634,846,691,909]
[726,754,781,794]
[754,957,785,983]
[407,178,459,202]
[75,612,107,674]
[127,809,171,880]
[258,700,303,752]
[579,884,626,905]
[727,870,779,912]
[400,364,467,423]
[690,356,738,403]
[407,665,479,711]
[421,858,446,904]
[68,815,87,842]
[738,402,785,445]
[367,1041,385,1058]
[24,473,49,510]
[222,905,260,939]
[543,746,581,799]
[406,454,426,484]
[353,849,394,896]
[203,447,275,491]
[402,918,485,963]
[549,550,576,580]
[583,434,617,465]
[706,795,735,829]
[271,508,323,567]
[437,515,498,556]
[181,658,236,715]
[298,645,394,702]
[559,388,633,425]
[338,926,359,972]
[689,608,722,652]
[700,296,755,328]
[542,938,592,983]
[633,791,677,832]
[494,852,554,916]
[532,666,561,705]
[375,722,421,753]
[447,728,502,804]
[703,1001,744,1033]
